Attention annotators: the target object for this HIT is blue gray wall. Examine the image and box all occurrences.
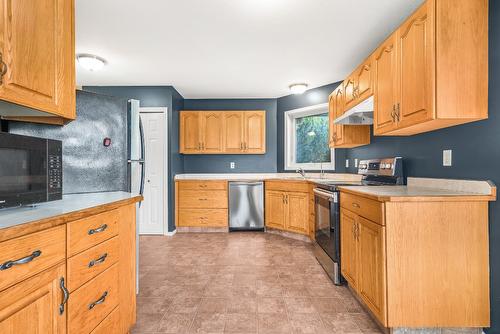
[277,82,347,173]
[182,99,277,173]
[83,86,184,233]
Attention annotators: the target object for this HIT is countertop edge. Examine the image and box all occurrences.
[338,187,497,202]
[0,195,143,243]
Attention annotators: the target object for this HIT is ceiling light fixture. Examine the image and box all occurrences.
[289,83,308,95]
[76,54,107,71]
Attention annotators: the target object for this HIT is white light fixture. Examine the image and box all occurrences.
[76,54,106,71]
[289,83,308,95]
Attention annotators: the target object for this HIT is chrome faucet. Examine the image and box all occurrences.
[296,168,306,178]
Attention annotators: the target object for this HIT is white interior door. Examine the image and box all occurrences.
[139,111,165,234]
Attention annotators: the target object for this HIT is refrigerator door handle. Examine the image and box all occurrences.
[139,117,146,206]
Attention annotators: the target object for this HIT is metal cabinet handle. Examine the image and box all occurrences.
[88,224,108,235]
[355,223,360,240]
[198,198,207,201]
[396,103,401,121]
[391,105,396,122]
[59,277,69,315]
[0,53,7,85]
[199,184,208,188]
[88,253,108,268]
[88,291,108,310]
[352,203,360,208]
[0,250,42,270]
[352,223,356,238]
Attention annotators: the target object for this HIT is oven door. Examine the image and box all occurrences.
[314,188,339,262]
[0,133,48,208]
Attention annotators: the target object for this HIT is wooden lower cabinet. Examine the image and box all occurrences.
[0,263,67,334]
[176,180,229,227]
[0,201,139,334]
[340,190,492,328]
[264,182,309,236]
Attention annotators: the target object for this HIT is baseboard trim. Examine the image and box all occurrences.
[165,229,177,236]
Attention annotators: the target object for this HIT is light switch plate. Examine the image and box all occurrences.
[443,150,452,166]
[230,162,235,169]
[354,159,359,168]
[345,159,349,168]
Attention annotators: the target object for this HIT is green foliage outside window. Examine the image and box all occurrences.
[295,113,331,163]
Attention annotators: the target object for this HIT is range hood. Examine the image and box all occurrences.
[334,95,373,125]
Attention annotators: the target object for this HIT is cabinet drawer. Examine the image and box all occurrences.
[178,190,228,208]
[340,192,383,225]
[0,226,65,291]
[178,209,228,227]
[265,180,309,193]
[68,236,120,292]
[178,180,227,190]
[68,210,119,256]
[68,264,119,334]
[90,306,120,334]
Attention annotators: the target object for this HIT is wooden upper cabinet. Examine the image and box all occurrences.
[244,111,266,154]
[0,0,75,124]
[329,85,370,149]
[201,112,223,153]
[343,77,357,110]
[372,0,487,135]
[224,112,244,153]
[180,112,202,153]
[180,110,266,154]
[0,263,66,334]
[373,33,399,135]
[396,0,435,130]
[355,59,373,103]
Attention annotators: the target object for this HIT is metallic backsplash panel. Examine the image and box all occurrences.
[9,90,128,194]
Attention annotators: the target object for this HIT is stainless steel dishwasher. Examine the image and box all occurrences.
[228,181,264,231]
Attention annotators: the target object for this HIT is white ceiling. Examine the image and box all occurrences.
[76,0,424,99]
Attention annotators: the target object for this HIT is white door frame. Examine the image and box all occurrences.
[139,107,169,236]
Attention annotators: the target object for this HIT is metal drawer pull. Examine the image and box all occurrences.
[88,224,108,235]
[88,253,108,268]
[0,250,42,270]
[59,277,69,315]
[198,198,207,201]
[352,203,360,208]
[88,291,108,310]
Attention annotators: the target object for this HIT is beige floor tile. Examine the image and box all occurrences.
[224,313,258,333]
[189,312,226,334]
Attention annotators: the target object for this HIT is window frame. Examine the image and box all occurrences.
[284,103,335,171]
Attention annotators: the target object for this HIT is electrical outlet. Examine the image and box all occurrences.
[230,162,235,169]
[443,150,452,166]
[345,159,349,168]
[354,159,359,168]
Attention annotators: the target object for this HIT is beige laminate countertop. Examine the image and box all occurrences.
[0,192,143,242]
[174,172,363,182]
[339,179,497,202]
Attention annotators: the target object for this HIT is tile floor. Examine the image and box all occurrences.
[133,232,382,334]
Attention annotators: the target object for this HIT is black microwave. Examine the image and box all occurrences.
[0,132,62,209]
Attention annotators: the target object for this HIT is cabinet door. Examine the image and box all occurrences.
[0,0,75,119]
[201,112,223,153]
[358,217,386,324]
[0,263,66,334]
[223,112,244,153]
[373,33,399,135]
[340,210,358,288]
[244,111,266,154]
[356,60,373,102]
[333,88,345,145]
[180,112,201,153]
[285,192,309,235]
[265,191,285,230]
[343,77,357,110]
[397,0,435,129]
[328,94,336,148]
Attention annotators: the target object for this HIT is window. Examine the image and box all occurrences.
[284,103,334,170]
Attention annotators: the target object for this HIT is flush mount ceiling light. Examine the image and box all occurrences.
[289,83,308,95]
[76,54,106,71]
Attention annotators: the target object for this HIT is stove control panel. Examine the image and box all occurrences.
[358,157,402,177]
